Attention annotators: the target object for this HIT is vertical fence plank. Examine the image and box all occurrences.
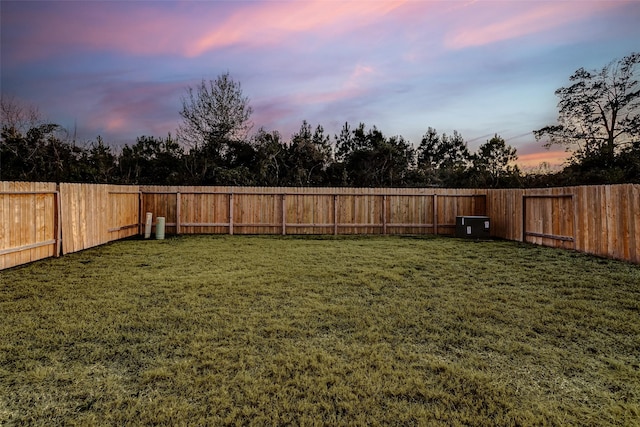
[176,192,181,235]
[281,194,287,235]
[229,192,234,235]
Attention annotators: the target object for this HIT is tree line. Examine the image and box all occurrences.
[0,117,520,187]
[1,53,638,187]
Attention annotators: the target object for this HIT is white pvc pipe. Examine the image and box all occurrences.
[156,217,166,240]
[144,212,153,239]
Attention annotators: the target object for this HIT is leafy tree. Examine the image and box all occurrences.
[31,125,84,182]
[285,121,332,186]
[548,138,640,186]
[253,128,287,186]
[416,127,470,186]
[118,134,184,184]
[0,120,85,182]
[82,136,117,183]
[534,52,640,166]
[334,122,355,162]
[217,138,257,185]
[617,141,640,183]
[471,134,520,188]
[340,123,415,187]
[1,97,41,180]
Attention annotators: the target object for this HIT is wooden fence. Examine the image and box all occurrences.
[1,182,638,270]
[1,182,139,269]
[140,186,485,236]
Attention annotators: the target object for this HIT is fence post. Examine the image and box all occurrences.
[334,194,338,235]
[282,194,286,235]
[138,190,143,236]
[521,193,527,242]
[55,184,62,257]
[383,194,387,235]
[433,195,438,235]
[176,192,181,235]
[573,194,578,250]
[229,192,234,235]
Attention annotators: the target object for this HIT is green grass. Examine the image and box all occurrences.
[1,235,639,426]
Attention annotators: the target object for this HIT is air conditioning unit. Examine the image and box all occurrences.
[455,216,490,239]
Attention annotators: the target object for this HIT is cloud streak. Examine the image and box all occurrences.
[444,1,626,49]
[186,1,405,57]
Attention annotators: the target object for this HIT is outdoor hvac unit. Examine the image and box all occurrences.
[455,216,490,239]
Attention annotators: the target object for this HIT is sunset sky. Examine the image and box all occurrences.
[2,0,639,169]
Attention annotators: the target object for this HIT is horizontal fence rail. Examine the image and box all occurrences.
[1,182,638,269]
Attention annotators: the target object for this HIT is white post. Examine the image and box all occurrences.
[144,212,153,239]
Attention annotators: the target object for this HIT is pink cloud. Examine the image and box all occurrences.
[186,1,406,57]
[5,2,233,63]
[294,87,368,107]
[349,65,375,81]
[6,1,407,63]
[444,1,626,50]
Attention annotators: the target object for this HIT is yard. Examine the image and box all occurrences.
[1,235,639,426]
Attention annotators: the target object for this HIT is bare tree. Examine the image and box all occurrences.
[177,72,253,150]
[1,95,42,135]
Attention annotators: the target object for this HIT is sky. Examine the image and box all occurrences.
[2,0,639,169]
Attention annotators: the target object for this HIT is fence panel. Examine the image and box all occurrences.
[141,191,177,235]
[485,189,523,241]
[286,192,334,235]
[59,183,139,255]
[0,181,59,269]
[386,193,434,235]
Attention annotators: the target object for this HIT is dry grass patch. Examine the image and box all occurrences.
[1,235,639,426]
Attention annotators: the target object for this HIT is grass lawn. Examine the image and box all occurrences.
[1,235,639,426]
